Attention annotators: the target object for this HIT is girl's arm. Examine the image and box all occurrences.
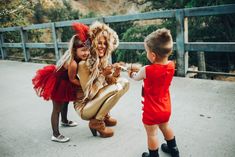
[68,61,81,86]
[129,66,146,81]
[56,49,70,71]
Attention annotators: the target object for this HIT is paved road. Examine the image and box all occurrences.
[0,60,235,157]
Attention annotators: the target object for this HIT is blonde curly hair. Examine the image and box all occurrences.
[84,21,119,100]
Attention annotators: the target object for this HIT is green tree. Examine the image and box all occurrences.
[113,24,158,64]
[0,0,33,27]
[128,0,235,72]
[31,2,46,24]
[45,0,81,42]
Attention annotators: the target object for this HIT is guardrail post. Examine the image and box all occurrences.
[101,16,113,64]
[20,27,30,62]
[56,28,63,59]
[175,9,188,77]
[0,32,5,59]
[197,51,207,79]
[51,23,60,62]
[0,32,6,59]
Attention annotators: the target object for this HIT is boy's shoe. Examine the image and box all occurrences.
[61,120,78,127]
[142,152,149,157]
[51,135,70,143]
[161,143,179,157]
[142,149,159,157]
[161,143,170,153]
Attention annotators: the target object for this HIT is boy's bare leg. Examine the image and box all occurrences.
[159,122,174,140]
[144,124,159,150]
[159,122,180,157]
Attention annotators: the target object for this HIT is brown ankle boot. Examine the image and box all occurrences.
[89,119,114,138]
[104,114,117,126]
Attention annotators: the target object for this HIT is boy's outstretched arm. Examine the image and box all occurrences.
[129,66,147,81]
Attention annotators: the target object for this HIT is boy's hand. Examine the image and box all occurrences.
[112,63,121,77]
[128,69,134,78]
[127,63,142,78]
[130,64,140,73]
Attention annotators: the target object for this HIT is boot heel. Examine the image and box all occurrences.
[90,128,97,136]
[89,119,114,138]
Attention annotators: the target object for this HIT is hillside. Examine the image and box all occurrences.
[32,0,149,16]
[71,0,146,16]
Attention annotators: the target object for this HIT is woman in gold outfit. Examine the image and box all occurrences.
[74,21,129,138]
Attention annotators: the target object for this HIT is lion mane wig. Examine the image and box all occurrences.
[84,21,119,100]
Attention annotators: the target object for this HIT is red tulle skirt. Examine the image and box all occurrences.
[32,65,79,103]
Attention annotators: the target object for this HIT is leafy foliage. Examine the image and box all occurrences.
[109,21,134,41]
[128,0,235,71]
[113,24,158,64]
[1,0,235,72]
[113,21,177,65]
[0,0,33,27]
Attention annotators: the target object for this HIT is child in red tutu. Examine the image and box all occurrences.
[32,23,90,143]
[129,28,180,157]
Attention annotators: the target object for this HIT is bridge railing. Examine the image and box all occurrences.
[0,4,235,77]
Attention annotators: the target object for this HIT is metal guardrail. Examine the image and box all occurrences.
[0,4,235,77]
[187,70,235,77]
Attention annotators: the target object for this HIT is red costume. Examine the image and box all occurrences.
[32,22,89,104]
[32,65,79,103]
[142,61,175,125]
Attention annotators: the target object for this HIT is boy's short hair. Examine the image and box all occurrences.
[144,28,173,58]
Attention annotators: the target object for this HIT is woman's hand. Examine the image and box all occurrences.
[102,65,113,76]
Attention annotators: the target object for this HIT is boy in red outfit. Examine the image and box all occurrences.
[129,28,180,157]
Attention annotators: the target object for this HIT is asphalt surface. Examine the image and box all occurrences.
[0,60,235,157]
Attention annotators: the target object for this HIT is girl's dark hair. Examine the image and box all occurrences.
[73,36,83,49]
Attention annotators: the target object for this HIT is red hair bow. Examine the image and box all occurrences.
[72,22,89,42]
